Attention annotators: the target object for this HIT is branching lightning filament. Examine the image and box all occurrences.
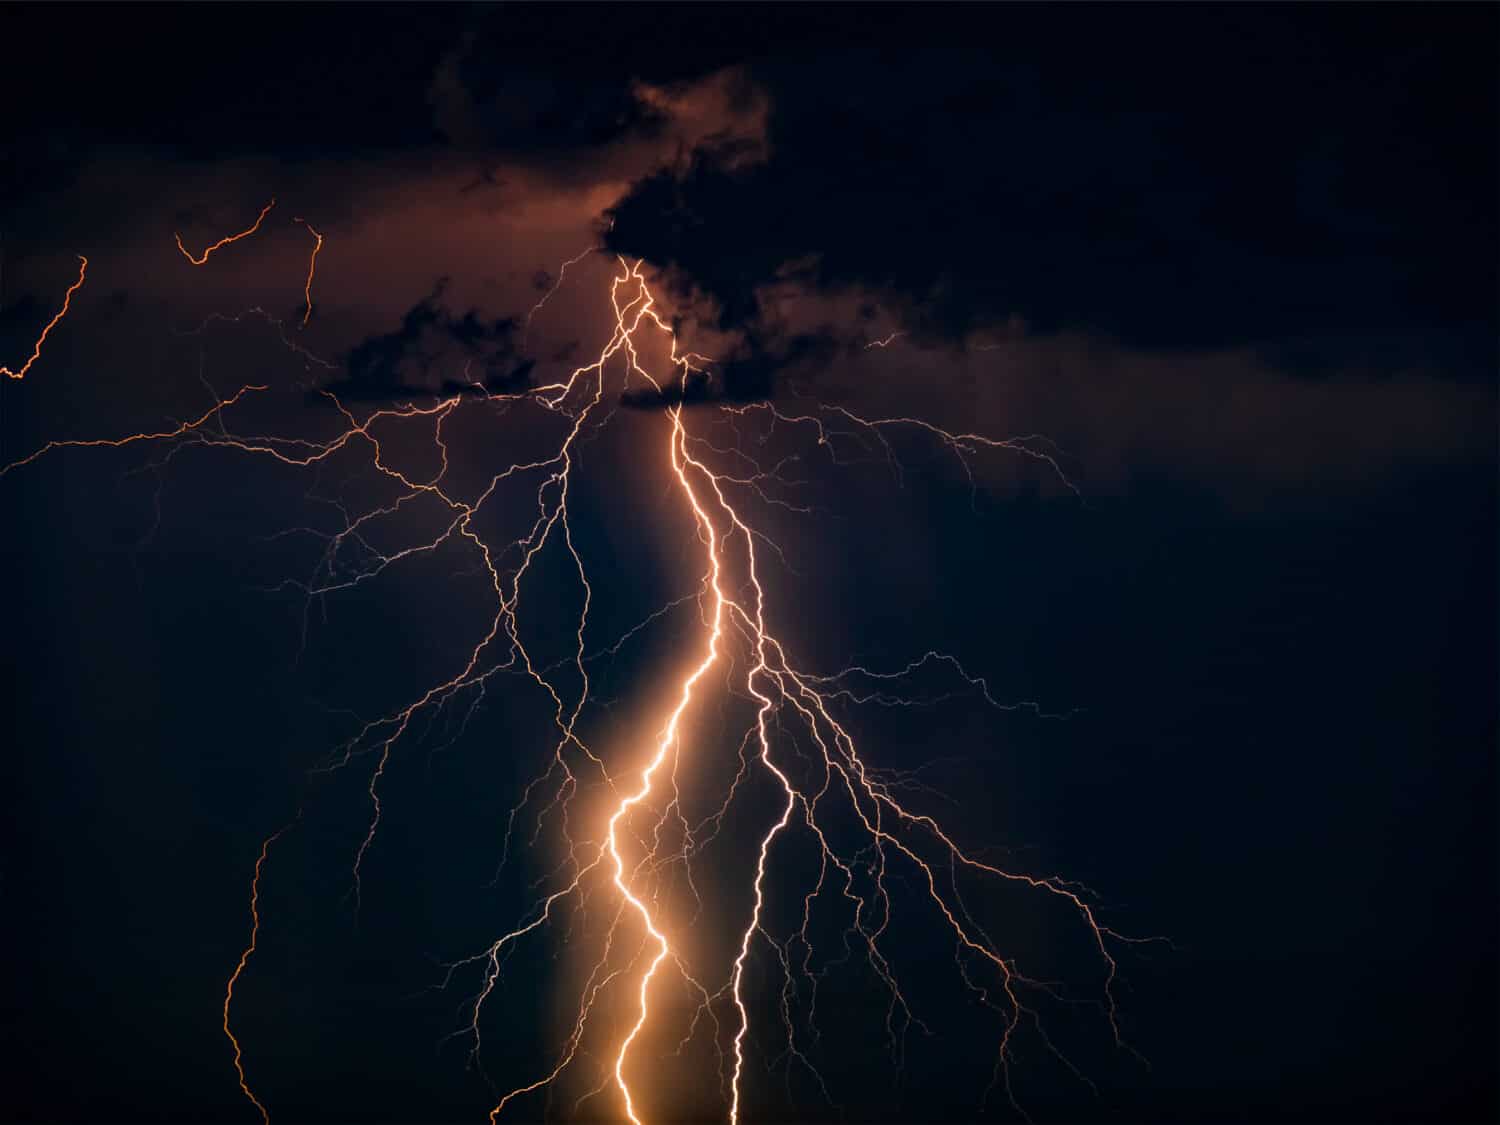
[4,246,1153,1125]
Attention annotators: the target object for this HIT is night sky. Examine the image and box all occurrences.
[3,5,1496,1125]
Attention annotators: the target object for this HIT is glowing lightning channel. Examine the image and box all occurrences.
[1,255,87,379]
[223,820,296,1125]
[605,416,723,1125]
[584,261,1140,1125]
[293,218,323,327]
[176,198,277,266]
[266,258,1142,1125]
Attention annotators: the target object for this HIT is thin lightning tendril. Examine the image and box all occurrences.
[293,218,323,327]
[176,199,277,266]
[1,255,87,379]
[525,244,597,347]
[223,820,297,1124]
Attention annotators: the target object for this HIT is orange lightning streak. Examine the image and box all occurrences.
[0,382,268,478]
[524,244,596,347]
[605,417,722,1125]
[4,243,1155,1125]
[1,255,87,379]
[223,820,296,1125]
[293,218,323,327]
[175,198,277,265]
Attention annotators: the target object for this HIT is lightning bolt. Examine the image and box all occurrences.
[524,244,597,347]
[461,261,1139,1125]
[1,255,87,379]
[175,198,277,265]
[292,218,323,327]
[5,237,1155,1125]
[223,819,297,1125]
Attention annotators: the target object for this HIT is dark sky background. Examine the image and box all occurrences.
[2,5,1496,1125]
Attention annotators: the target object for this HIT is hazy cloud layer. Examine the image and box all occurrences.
[2,6,1492,504]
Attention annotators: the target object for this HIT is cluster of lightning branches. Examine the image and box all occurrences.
[1,211,1157,1125]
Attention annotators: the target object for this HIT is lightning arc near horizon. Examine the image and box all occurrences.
[2,207,1157,1125]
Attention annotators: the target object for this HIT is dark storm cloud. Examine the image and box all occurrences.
[0,286,49,340]
[429,36,671,155]
[324,279,532,402]
[423,4,773,154]
[0,7,465,163]
[605,6,1498,383]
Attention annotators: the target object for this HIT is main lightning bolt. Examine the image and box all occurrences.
[454,260,1142,1125]
[4,236,1153,1125]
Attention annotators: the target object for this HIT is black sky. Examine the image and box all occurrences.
[3,5,1496,1125]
